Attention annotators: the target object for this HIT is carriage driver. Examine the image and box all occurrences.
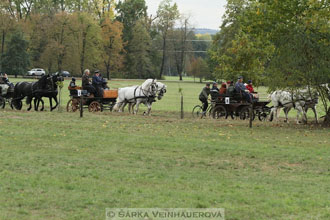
[92,70,104,97]
[1,73,14,88]
[82,69,96,96]
[199,83,211,115]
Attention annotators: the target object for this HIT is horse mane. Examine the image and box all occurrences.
[141,79,156,91]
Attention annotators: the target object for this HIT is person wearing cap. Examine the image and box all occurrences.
[235,76,252,103]
[92,70,104,97]
[199,83,211,115]
[210,82,220,101]
[246,80,259,100]
[246,80,254,93]
[69,77,77,88]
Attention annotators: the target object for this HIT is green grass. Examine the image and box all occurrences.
[1,78,329,219]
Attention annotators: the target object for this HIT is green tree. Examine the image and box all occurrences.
[2,31,30,77]
[127,20,155,78]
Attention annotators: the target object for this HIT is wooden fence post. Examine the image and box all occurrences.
[80,96,83,118]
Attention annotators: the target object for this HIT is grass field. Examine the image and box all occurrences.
[0,78,329,219]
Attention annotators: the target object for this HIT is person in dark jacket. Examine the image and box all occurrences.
[210,82,219,101]
[235,76,252,102]
[199,83,211,114]
[226,81,235,96]
[92,70,104,97]
[2,73,13,87]
[82,69,96,96]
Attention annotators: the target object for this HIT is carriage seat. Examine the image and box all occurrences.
[68,85,87,96]
[103,89,118,99]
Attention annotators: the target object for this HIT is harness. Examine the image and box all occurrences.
[275,90,316,109]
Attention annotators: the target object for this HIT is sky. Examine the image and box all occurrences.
[144,0,227,30]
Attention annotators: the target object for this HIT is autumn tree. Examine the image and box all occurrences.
[156,0,179,79]
[100,18,124,79]
[188,57,211,83]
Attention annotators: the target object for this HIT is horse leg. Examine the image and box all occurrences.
[51,96,58,111]
[269,107,276,122]
[311,106,318,124]
[146,102,152,116]
[27,99,32,111]
[134,101,140,114]
[283,107,290,123]
[34,98,38,111]
[120,102,127,112]
[40,98,44,111]
[295,105,305,124]
[128,103,133,113]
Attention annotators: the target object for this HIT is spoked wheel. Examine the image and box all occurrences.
[66,98,80,112]
[88,101,102,112]
[212,105,227,119]
[11,99,22,110]
[239,106,255,120]
[192,105,203,118]
[0,97,5,109]
[258,111,268,121]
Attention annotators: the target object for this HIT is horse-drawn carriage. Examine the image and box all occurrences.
[0,79,24,109]
[0,83,16,109]
[66,86,118,112]
[193,91,272,121]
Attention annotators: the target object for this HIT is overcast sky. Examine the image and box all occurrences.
[145,0,227,30]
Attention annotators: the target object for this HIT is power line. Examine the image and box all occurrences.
[159,50,208,53]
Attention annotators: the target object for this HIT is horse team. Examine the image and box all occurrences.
[2,74,327,124]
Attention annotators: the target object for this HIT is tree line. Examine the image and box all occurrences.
[0,0,213,80]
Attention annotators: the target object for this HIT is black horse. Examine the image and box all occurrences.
[35,74,64,111]
[12,75,49,111]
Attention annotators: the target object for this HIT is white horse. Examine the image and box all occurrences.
[282,88,319,124]
[269,90,309,124]
[113,79,158,115]
[127,82,167,114]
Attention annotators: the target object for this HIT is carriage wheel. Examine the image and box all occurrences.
[258,112,268,121]
[11,99,22,110]
[66,98,80,112]
[0,97,5,109]
[212,105,227,119]
[88,101,102,112]
[192,105,203,118]
[239,106,255,120]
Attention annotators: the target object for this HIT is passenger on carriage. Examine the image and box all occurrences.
[92,70,104,97]
[69,77,77,88]
[226,81,235,96]
[1,73,14,88]
[235,76,253,103]
[246,80,259,100]
[210,82,220,101]
[219,83,227,95]
[82,69,96,96]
